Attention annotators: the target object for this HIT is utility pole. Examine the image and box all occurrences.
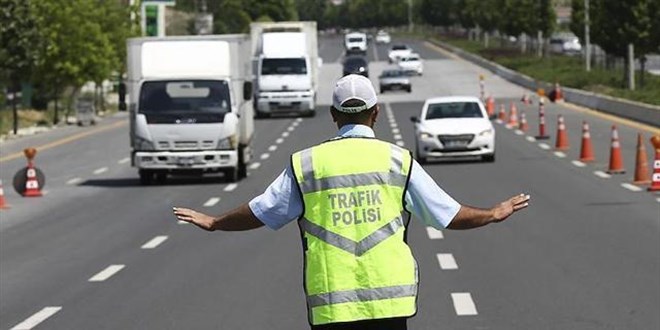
[584,0,591,72]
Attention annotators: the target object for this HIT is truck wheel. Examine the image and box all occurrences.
[304,110,315,118]
[224,167,238,183]
[255,110,270,119]
[154,172,167,184]
[139,170,154,185]
[482,153,495,162]
[238,146,247,179]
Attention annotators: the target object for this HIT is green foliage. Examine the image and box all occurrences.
[0,0,40,86]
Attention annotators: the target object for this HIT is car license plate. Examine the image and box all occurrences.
[445,141,468,148]
[178,156,195,166]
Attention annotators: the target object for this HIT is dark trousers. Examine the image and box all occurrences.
[311,317,408,330]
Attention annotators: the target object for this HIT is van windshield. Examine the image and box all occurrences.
[139,80,231,123]
[348,37,364,42]
[261,58,307,75]
[426,102,483,119]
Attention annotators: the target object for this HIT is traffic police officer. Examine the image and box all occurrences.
[173,74,530,330]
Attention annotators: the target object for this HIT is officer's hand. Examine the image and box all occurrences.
[492,193,530,223]
[173,207,216,231]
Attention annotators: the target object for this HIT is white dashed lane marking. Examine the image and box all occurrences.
[10,306,62,330]
[224,183,238,192]
[88,264,125,282]
[276,138,284,144]
[287,126,295,132]
[268,145,277,152]
[538,143,551,150]
[526,136,536,142]
[436,253,458,270]
[554,151,567,158]
[282,132,290,137]
[621,183,643,192]
[93,167,108,175]
[260,153,270,160]
[66,177,82,185]
[395,141,405,147]
[141,235,168,249]
[203,197,221,207]
[249,162,261,170]
[594,171,611,179]
[451,293,478,316]
[571,160,586,167]
[393,134,402,140]
[425,227,444,239]
[514,130,524,135]
[118,157,130,164]
[392,128,400,134]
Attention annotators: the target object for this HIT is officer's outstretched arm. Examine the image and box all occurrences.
[173,203,265,231]
[447,193,530,230]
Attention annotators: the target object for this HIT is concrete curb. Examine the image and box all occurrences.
[428,38,660,127]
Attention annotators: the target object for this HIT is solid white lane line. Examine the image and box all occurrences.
[249,162,261,170]
[89,264,125,282]
[66,177,82,185]
[436,253,458,270]
[10,306,62,330]
[451,293,478,316]
[203,197,221,207]
[425,227,444,239]
[276,138,284,144]
[118,157,130,164]
[526,136,536,142]
[268,145,278,152]
[93,167,108,175]
[395,141,405,147]
[392,128,400,134]
[282,132,290,137]
[554,151,566,158]
[224,183,238,192]
[538,143,551,150]
[260,153,270,160]
[594,171,611,179]
[141,235,168,249]
[621,183,643,192]
[572,160,586,167]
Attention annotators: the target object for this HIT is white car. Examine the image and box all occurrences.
[375,30,391,44]
[397,53,423,75]
[410,96,495,163]
[387,44,412,63]
[345,32,367,54]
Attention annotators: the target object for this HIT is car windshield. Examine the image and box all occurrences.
[345,57,367,67]
[425,102,483,119]
[392,45,408,50]
[401,56,419,62]
[139,80,231,123]
[261,58,307,75]
[381,70,404,77]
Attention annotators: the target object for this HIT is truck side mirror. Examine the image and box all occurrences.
[118,82,127,111]
[410,116,419,123]
[243,81,252,101]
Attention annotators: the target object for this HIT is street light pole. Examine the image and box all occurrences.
[584,0,591,72]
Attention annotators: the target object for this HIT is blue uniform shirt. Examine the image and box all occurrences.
[248,124,461,230]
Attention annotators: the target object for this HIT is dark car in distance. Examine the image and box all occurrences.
[342,56,369,77]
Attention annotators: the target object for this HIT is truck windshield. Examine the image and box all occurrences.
[139,80,231,123]
[261,58,307,75]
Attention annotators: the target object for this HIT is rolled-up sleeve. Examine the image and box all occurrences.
[248,165,303,230]
[404,160,461,228]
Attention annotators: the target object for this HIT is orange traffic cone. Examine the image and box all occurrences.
[552,82,564,102]
[606,125,625,174]
[507,103,519,127]
[519,111,528,132]
[521,93,531,105]
[579,121,595,162]
[497,104,506,122]
[0,180,9,209]
[555,115,569,150]
[633,133,651,185]
[648,135,660,191]
[486,96,495,118]
[536,100,549,140]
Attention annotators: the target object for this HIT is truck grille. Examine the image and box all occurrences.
[174,141,198,149]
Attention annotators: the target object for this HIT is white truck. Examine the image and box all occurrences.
[250,21,320,118]
[344,32,368,55]
[121,35,254,184]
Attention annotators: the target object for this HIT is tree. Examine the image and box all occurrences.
[0,0,40,134]
[419,0,457,27]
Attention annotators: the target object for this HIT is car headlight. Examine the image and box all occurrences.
[420,132,434,139]
[479,128,494,136]
[217,135,237,150]
[135,136,154,151]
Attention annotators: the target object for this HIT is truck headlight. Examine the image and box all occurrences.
[135,136,154,151]
[217,135,237,150]
[479,128,494,136]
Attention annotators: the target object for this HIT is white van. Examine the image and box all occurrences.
[345,32,367,55]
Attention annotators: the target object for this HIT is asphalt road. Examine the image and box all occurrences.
[1,35,659,330]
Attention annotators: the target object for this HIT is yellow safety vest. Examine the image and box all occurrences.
[291,137,417,325]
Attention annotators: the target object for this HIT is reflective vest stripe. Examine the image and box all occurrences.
[301,212,405,256]
[307,284,418,308]
[299,172,407,194]
[298,144,406,194]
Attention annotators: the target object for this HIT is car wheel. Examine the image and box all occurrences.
[415,144,427,165]
[406,86,412,93]
[482,153,495,162]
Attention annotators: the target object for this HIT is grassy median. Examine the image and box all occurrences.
[433,37,660,106]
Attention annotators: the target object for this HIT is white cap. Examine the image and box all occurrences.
[332,74,378,113]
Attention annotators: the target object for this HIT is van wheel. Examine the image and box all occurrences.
[139,170,154,185]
